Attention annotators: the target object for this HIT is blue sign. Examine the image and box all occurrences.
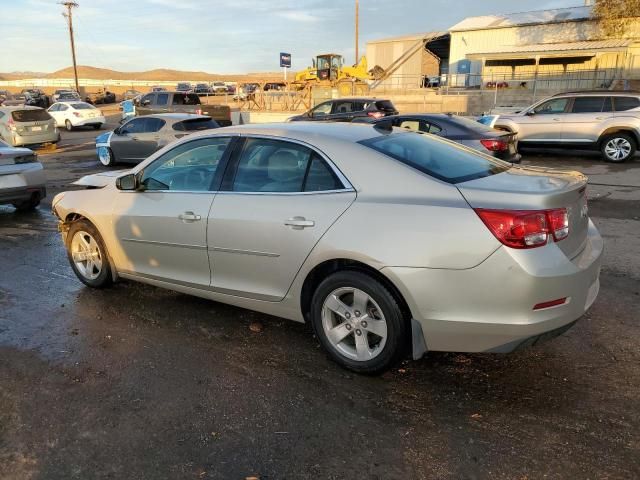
[280,52,291,68]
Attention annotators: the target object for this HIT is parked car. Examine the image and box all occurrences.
[85,89,116,105]
[1,94,31,107]
[0,90,10,100]
[176,82,192,93]
[52,122,602,373]
[211,82,227,94]
[151,86,167,92]
[354,113,521,163]
[21,89,49,108]
[136,91,231,126]
[0,106,59,147]
[0,139,46,211]
[47,101,105,131]
[123,89,142,100]
[194,83,212,94]
[95,113,219,166]
[52,89,80,103]
[485,91,640,162]
[264,82,287,91]
[288,98,398,122]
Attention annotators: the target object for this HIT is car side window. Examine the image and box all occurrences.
[140,94,154,105]
[140,137,231,192]
[48,104,59,112]
[120,118,145,134]
[602,97,614,112]
[614,97,640,111]
[156,93,169,106]
[425,122,442,134]
[399,120,420,131]
[571,97,606,113]
[332,101,354,114]
[304,154,343,191]
[311,102,332,117]
[533,98,569,115]
[145,118,166,132]
[59,104,69,111]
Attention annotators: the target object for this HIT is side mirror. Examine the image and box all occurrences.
[116,173,138,191]
[113,126,122,135]
[525,110,535,116]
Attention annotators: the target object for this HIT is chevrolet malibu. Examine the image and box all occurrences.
[52,123,603,373]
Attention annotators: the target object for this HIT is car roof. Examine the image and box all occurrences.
[191,121,384,144]
[328,97,390,102]
[145,113,211,120]
[552,90,640,97]
[0,105,44,112]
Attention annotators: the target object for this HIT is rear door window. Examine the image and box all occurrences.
[172,94,201,106]
[614,97,640,111]
[332,101,354,114]
[359,131,510,184]
[145,118,166,132]
[11,109,51,122]
[156,93,169,106]
[570,97,606,113]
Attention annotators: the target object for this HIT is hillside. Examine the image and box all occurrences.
[0,65,283,82]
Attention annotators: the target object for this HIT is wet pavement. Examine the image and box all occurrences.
[1,119,639,479]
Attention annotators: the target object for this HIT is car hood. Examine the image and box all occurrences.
[73,169,130,188]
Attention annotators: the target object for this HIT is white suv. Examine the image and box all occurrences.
[490,92,640,162]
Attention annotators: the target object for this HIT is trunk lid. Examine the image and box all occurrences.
[457,166,589,259]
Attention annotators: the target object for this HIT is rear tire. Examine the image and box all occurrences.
[12,195,40,212]
[310,271,408,374]
[65,120,73,132]
[93,124,102,130]
[601,133,636,163]
[66,220,113,288]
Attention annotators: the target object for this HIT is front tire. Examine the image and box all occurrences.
[601,133,636,163]
[65,119,74,132]
[98,147,115,167]
[310,271,408,374]
[66,220,113,288]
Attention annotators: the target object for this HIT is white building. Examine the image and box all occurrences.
[448,5,640,88]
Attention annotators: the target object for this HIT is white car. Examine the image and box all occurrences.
[47,101,106,131]
[0,139,46,211]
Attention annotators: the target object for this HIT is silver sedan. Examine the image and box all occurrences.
[52,123,603,373]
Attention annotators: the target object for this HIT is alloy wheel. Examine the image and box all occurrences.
[321,287,388,362]
[70,230,103,280]
[604,138,632,161]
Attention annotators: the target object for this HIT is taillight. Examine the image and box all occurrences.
[480,139,508,151]
[368,111,384,119]
[195,108,203,115]
[73,111,81,117]
[7,118,16,131]
[474,208,569,249]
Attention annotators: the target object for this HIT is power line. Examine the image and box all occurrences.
[60,1,79,92]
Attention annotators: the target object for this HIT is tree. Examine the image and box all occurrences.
[593,0,640,37]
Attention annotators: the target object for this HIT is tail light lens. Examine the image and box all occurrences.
[368,111,384,119]
[195,108,203,115]
[480,139,508,151]
[7,118,16,131]
[475,208,569,249]
[73,111,81,117]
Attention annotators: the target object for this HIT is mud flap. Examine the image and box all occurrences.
[411,318,428,360]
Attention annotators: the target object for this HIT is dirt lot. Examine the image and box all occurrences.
[0,118,639,479]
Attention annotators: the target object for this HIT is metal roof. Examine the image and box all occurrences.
[366,31,447,45]
[450,6,592,32]
[467,39,633,57]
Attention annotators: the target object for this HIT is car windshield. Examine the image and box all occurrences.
[359,131,510,184]
[11,109,51,122]
[71,103,94,110]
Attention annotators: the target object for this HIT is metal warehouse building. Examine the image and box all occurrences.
[448,5,640,89]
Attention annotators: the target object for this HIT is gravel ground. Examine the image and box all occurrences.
[0,119,639,479]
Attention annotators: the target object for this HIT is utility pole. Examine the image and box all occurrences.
[355,0,359,64]
[60,2,80,93]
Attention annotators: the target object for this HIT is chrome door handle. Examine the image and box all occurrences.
[595,116,606,120]
[284,216,315,229]
[179,211,201,222]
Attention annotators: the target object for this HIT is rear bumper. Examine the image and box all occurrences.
[0,163,47,204]
[383,219,603,354]
[73,115,106,127]
[10,132,59,147]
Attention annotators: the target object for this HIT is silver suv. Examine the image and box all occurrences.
[492,91,640,162]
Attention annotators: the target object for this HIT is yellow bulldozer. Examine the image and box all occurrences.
[293,53,383,95]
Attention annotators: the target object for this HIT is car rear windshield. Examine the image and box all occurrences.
[359,131,510,184]
[375,100,396,112]
[172,94,201,105]
[173,118,220,131]
[71,103,94,110]
[11,109,51,122]
[447,115,497,134]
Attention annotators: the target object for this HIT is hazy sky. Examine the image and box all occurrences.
[2,0,580,73]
